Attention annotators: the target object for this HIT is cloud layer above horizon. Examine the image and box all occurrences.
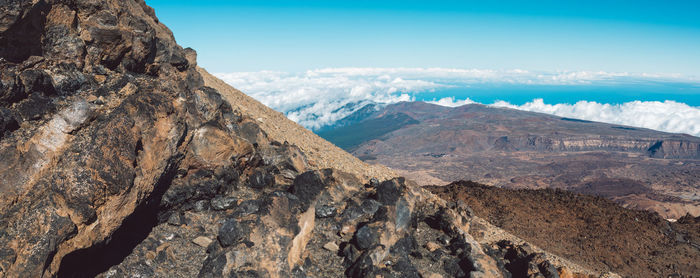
[214,68,700,136]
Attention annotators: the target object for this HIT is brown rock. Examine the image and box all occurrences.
[425,241,441,252]
[192,236,213,248]
[323,242,340,252]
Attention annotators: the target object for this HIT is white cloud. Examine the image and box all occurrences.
[215,69,436,130]
[491,99,700,136]
[214,67,699,135]
[427,97,477,107]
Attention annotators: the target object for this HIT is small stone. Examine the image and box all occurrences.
[218,219,248,247]
[354,225,379,250]
[323,242,339,252]
[167,213,182,226]
[340,225,356,236]
[438,234,451,245]
[210,196,237,210]
[425,241,441,252]
[426,273,443,278]
[315,204,337,218]
[193,236,213,248]
[164,233,175,241]
[360,199,381,215]
[194,200,209,212]
[248,170,274,189]
[234,200,260,216]
[538,260,559,278]
[342,244,360,262]
[366,177,379,188]
[94,74,106,83]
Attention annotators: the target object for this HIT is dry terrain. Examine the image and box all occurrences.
[429,181,700,278]
[320,102,700,219]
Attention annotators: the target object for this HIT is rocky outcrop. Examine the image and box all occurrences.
[492,136,700,159]
[87,171,599,278]
[0,0,249,276]
[647,139,700,159]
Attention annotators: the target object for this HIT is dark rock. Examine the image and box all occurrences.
[395,197,411,231]
[240,121,264,144]
[47,62,90,96]
[391,257,420,278]
[230,270,265,278]
[429,249,445,262]
[0,70,24,105]
[360,199,381,215]
[210,196,237,210]
[198,252,228,278]
[390,235,419,257]
[234,200,260,216]
[43,25,85,62]
[248,169,274,189]
[18,68,55,95]
[194,200,210,212]
[340,201,364,224]
[0,107,19,139]
[448,238,471,256]
[366,177,379,188]
[443,258,467,278]
[375,179,403,206]
[167,213,182,226]
[290,170,330,208]
[0,246,16,275]
[342,243,360,265]
[315,204,337,218]
[370,206,389,222]
[346,253,379,278]
[538,259,560,278]
[353,225,379,250]
[15,92,53,120]
[162,173,222,209]
[218,219,248,247]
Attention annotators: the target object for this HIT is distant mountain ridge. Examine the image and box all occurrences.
[323,101,700,158]
[320,101,700,219]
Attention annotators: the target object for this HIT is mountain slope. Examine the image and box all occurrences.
[322,101,700,219]
[198,68,395,181]
[0,1,616,278]
[429,181,700,277]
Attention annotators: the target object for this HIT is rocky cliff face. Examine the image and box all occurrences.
[0,0,228,275]
[0,1,620,277]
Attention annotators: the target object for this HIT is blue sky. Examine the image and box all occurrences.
[146,0,700,75]
[145,1,700,136]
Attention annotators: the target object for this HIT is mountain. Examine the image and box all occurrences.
[319,101,700,219]
[429,181,700,277]
[0,1,631,277]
